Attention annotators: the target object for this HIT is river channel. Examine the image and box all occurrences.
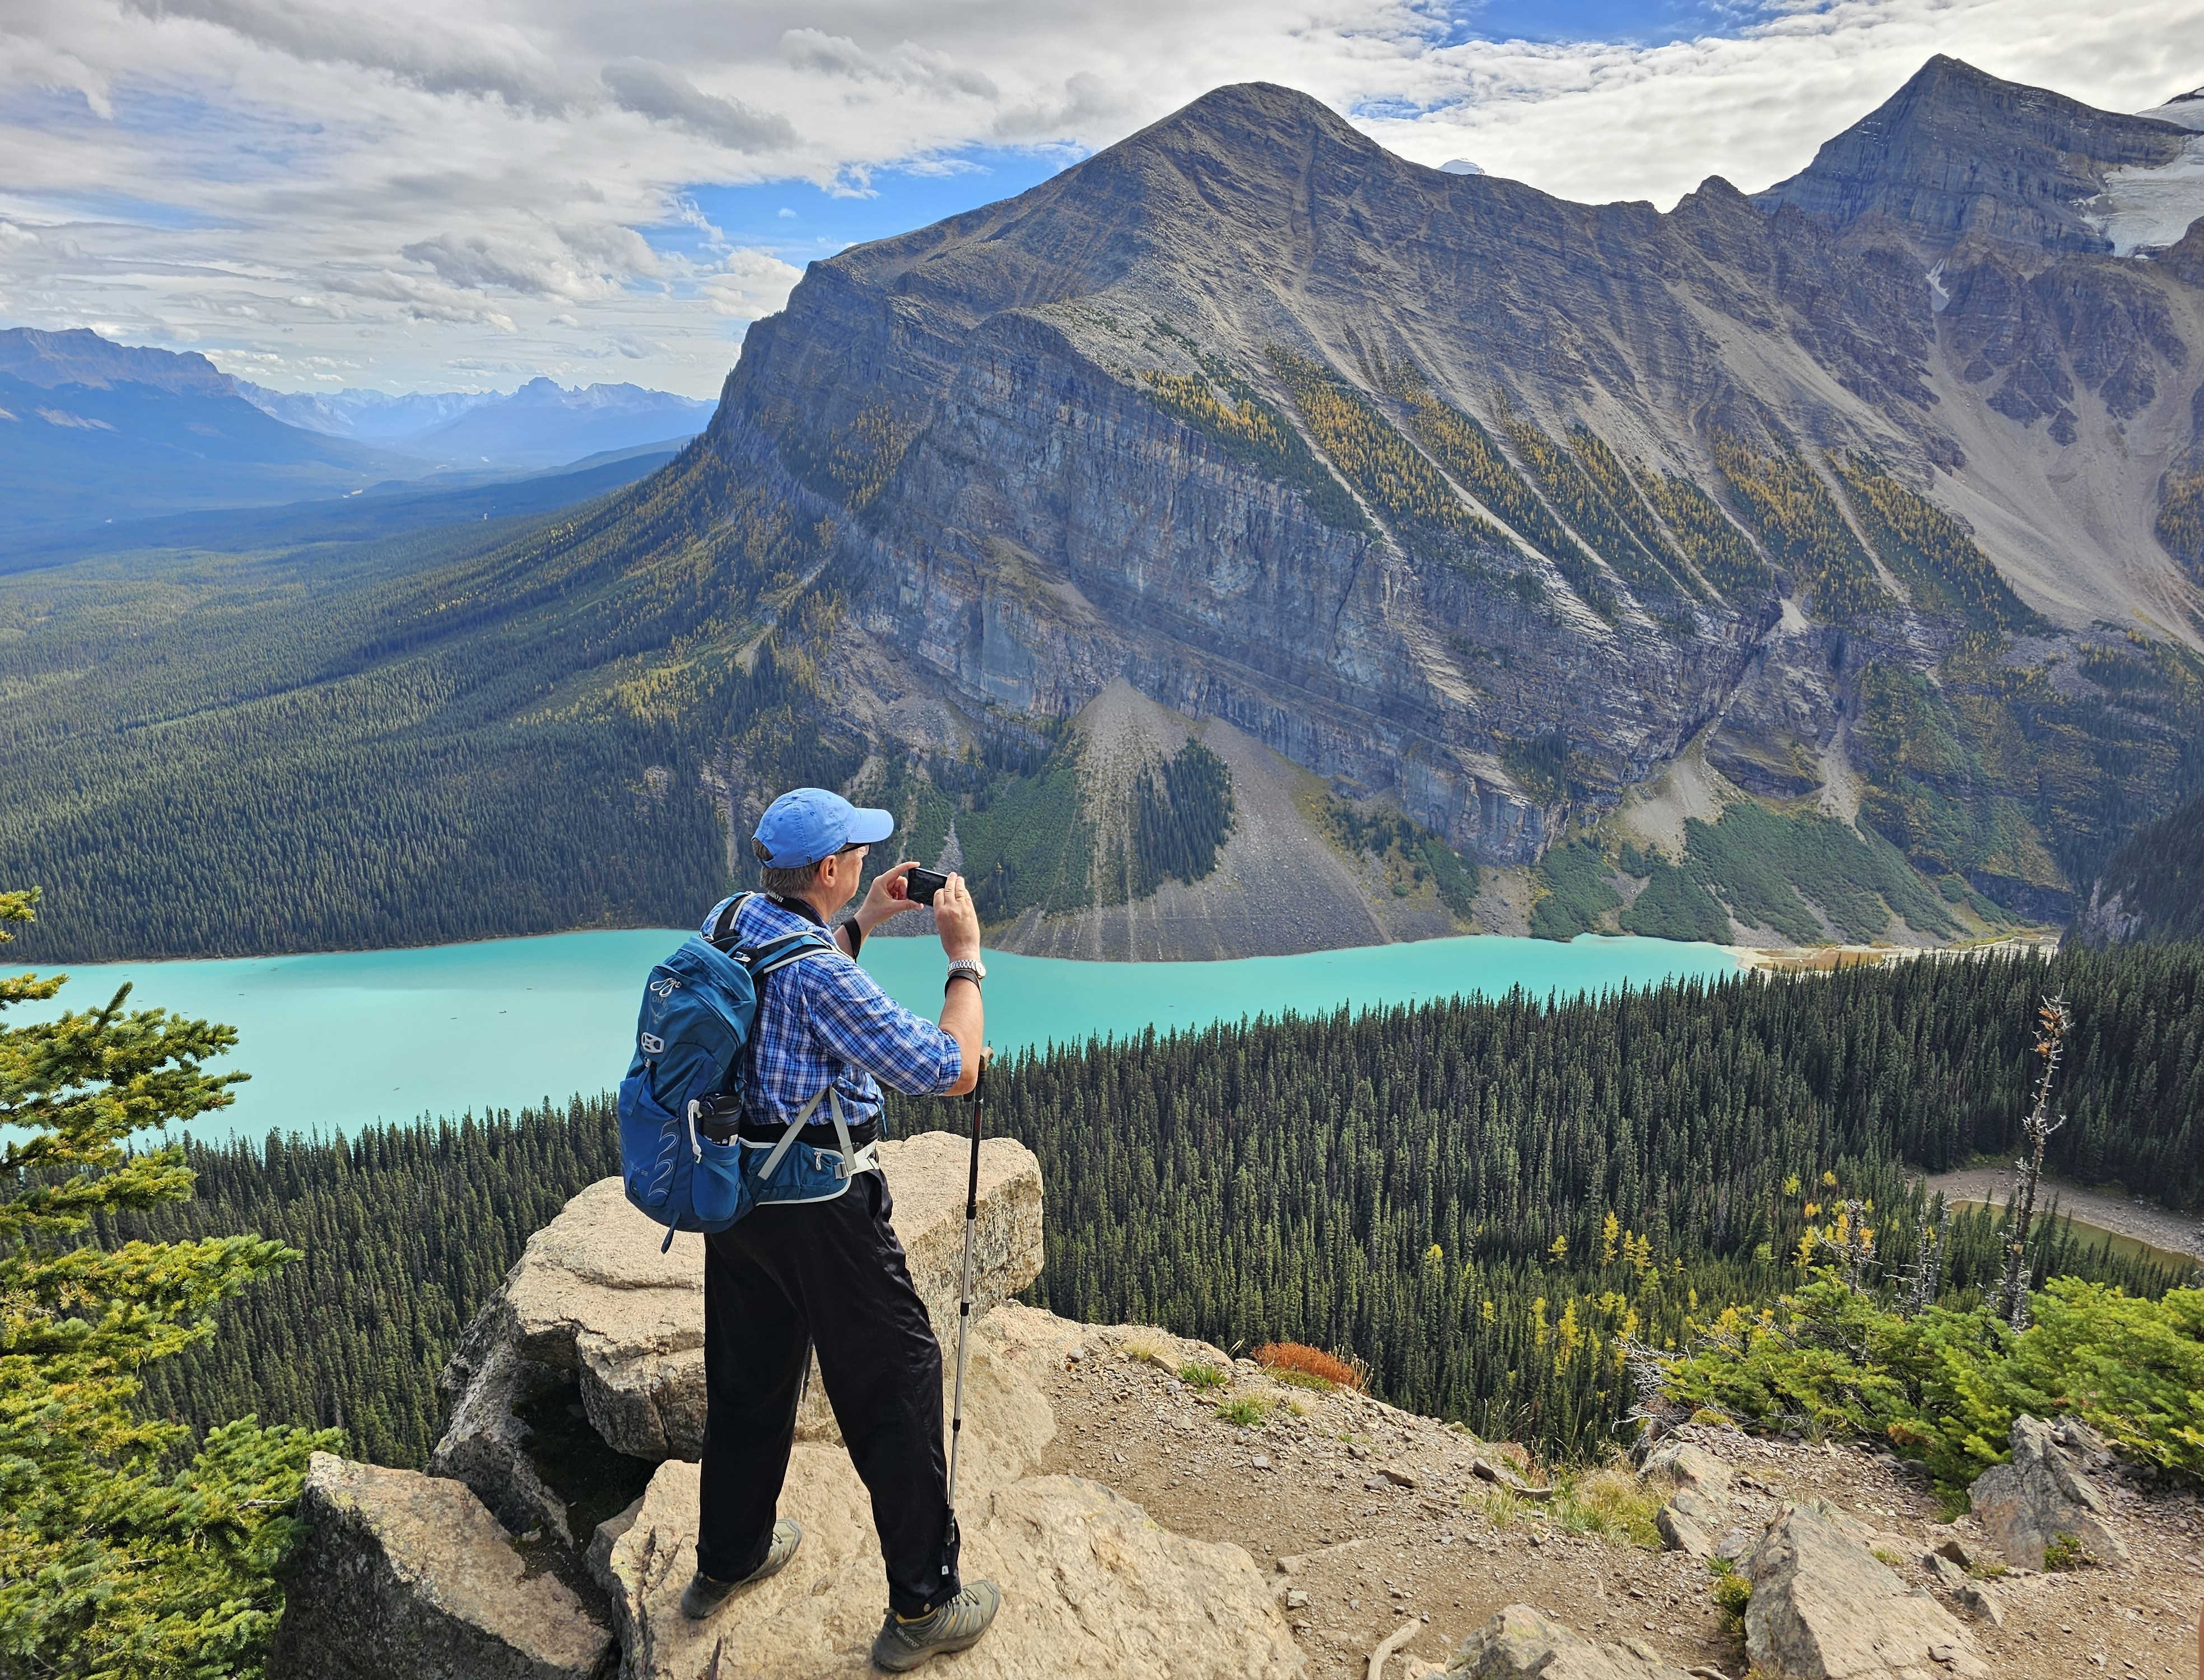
[22,930,1740,1142]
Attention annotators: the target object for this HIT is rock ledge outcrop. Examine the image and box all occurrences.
[277,1135,1306,1680]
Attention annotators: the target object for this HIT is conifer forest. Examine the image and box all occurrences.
[107,942,2200,1469]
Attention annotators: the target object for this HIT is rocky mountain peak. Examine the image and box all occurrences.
[1130,78,1365,152]
[1754,53,2191,253]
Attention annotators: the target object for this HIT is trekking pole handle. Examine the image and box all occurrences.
[963,1047,990,1219]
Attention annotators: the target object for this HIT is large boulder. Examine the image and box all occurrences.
[1441,1605,1697,1677]
[1967,1413,2129,1570]
[597,1306,1303,1679]
[1745,1502,1987,1679]
[432,1134,1043,1536]
[269,1453,612,1680]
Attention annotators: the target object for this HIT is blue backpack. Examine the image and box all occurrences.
[616,893,842,1249]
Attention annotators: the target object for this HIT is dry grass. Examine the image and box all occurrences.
[1465,1460,1662,1548]
[1555,1463,1663,1547]
[1254,1341,1366,1391]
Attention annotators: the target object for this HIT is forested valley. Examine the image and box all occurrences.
[105,941,2201,1469]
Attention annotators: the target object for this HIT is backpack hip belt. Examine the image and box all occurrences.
[747,1085,881,1185]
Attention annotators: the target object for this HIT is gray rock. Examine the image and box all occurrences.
[1442,1604,1697,1677]
[587,1495,646,1600]
[269,1453,611,1680]
[1642,1443,1734,1501]
[1924,1530,1975,1569]
[431,1135,1043,1526]
[429,1334,576,1544]
[1955,1582,2006,1628]
[1923,1550,1968,1590]
[1744,1502,1988,1679]
[1655,1488,1723,1558]
[1646,1443,1733,1557]
[1967,1413,2129,1570]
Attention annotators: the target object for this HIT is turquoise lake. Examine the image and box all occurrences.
[21,932,1740,1142]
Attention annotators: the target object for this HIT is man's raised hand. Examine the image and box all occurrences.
[931,874,981,963]
[859,860,923,928]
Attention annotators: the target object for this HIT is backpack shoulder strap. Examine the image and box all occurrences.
[748,929,837,977]
[704,892,754,950]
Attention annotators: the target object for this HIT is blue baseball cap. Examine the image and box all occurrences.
[752,787,895,869]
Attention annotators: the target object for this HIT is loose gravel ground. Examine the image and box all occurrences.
[1028,1319,2203,1680]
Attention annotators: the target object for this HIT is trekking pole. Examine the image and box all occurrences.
[945,1046,991,1518]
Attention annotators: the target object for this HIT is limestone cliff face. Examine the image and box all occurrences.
[675,58,2203,936]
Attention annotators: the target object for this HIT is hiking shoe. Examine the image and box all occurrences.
[680,1519,802,1619]
[870,1579,1002,1671]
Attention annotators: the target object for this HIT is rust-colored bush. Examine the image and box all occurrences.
[1253,1342,1365,1391]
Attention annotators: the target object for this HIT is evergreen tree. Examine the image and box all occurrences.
[0,888,334,1679]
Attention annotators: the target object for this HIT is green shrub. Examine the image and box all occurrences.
[1179,1362,1228,1390]
[1318,796,1480,917]
[957,739,1096,922]
[2042,1533,2086,1570]
[1215,1397,1266,1427]
[1666,1274,2204,1492]
[1680,800,1958,944]
[1709,1562,1752,1642]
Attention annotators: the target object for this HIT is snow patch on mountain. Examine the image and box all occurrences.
[2137,90,2204,132]
[2083,130,2204,256]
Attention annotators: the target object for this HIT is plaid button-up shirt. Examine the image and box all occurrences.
[703,893,964,1132]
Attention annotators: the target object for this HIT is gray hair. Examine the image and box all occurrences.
[758,858,827,899]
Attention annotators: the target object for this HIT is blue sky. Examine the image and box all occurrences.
[1,0,2194,395]
[653,148,1079,273]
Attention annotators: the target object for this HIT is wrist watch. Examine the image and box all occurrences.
[945,956,986,992]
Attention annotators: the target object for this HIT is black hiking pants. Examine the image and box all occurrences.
[696,1169,961,1617]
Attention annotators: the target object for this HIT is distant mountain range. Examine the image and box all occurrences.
[0,328,402,533]
[239,377,714,470]
[0,327,712,538]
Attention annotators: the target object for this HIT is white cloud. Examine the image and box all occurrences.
[600,58,796,152]
[0,0,2198,395]
[700,249,807,319]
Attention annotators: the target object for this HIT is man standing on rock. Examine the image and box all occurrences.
[679,787,1000,1672]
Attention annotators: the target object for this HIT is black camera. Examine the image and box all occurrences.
[903,866,948,906]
